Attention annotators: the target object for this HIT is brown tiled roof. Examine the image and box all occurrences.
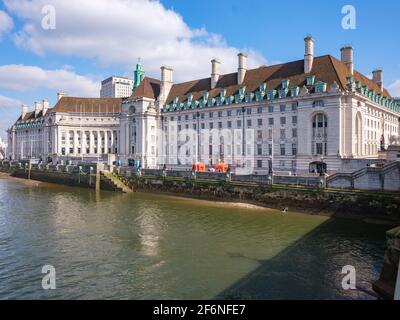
[16,110,45,122]
[164,55,392,104]
[130,77,161,100]
[49,97,122,114]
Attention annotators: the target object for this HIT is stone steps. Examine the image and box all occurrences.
[102,171,133,193]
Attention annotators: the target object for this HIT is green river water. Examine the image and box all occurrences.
[0,176,388,299]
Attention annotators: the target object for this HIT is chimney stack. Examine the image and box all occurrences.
[304,36,315,74]
[34,101,43,116]
[42,99,50,115]
[211,58,221,89]
[237,53,247,85]
[57,92,66,101]
[159,66,174,105]
[21,104,28,119]
[372,69,383,91]
[341,46,354,75]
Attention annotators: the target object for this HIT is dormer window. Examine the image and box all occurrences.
[306,75,315,86]
[226,96,235,105]
[245,93,254,103]
[259,82,267,92]
[279,88,289,99]
[203,91,209,102]
[256,91,265,102]
[208,98,216,107]
[267,90,277,100]
[236,87,246,103]
[291,86,300,97]
[281,79,290,89]
[315,81,327,93]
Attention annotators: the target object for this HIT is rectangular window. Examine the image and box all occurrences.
[257,160,263,168]
[218,111,223,118]
[257,107,263,114]
[280,144,286,156]
[201,123,205,130]
[236,109,242,116]
[227,110,232,117]
[209,122,214,129]
[292,102,298,111]
[268,144,273,156]
[280,117,286,125]
[247,108,252,115]
[201,113,205,119]
[292,128,298,138]
[237,120,242,128]
[209,112,214,118]
[257,144,262,156]
[218,122,223,129]
[257,119,263,126]
[316,143,323,155]
[268,106,274,113]
[227,121,232,128]
[292,116,297,124]
[280,105,286,112]
[268,118,274,126]
[247,119,252,127]
[292,144,297,155]
[280,129,286,139]
[257,130,263,140]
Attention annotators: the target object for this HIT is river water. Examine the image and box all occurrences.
[0,175,388,300]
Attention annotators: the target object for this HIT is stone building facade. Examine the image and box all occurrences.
[6,37,400,174]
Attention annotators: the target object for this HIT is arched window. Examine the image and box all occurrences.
[312,113,328,156]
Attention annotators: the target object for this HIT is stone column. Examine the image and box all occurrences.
[89,131,94,154]
[110,131,114,154]
[104,131,108,154]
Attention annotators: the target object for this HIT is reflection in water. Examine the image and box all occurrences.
[0,176,388,300]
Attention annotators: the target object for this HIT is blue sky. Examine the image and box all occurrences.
[0,0,399,140]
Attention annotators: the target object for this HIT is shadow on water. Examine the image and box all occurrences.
[215,218,388,300]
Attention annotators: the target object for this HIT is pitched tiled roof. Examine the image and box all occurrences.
[49,97,122,114]
[130,77,161,100]
[17,110,45,122]
[163,55,392,105]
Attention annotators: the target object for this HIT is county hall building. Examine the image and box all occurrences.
[7,37,400,174]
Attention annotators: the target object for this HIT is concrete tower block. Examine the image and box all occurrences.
[304,36,315,74]
[237,53,247,85]
[211,59,221,89]
[341,46,354,75]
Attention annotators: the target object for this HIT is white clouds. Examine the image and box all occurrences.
[0,64,99,97]
[0,94,22,108]
[388,80,400,97]
[0,10,13,38]
[4,0,266,82]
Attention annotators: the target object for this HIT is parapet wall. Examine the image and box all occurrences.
[120,174,400,221]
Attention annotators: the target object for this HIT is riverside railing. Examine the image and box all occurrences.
[117,166,325,188]
[0,161,326,189]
